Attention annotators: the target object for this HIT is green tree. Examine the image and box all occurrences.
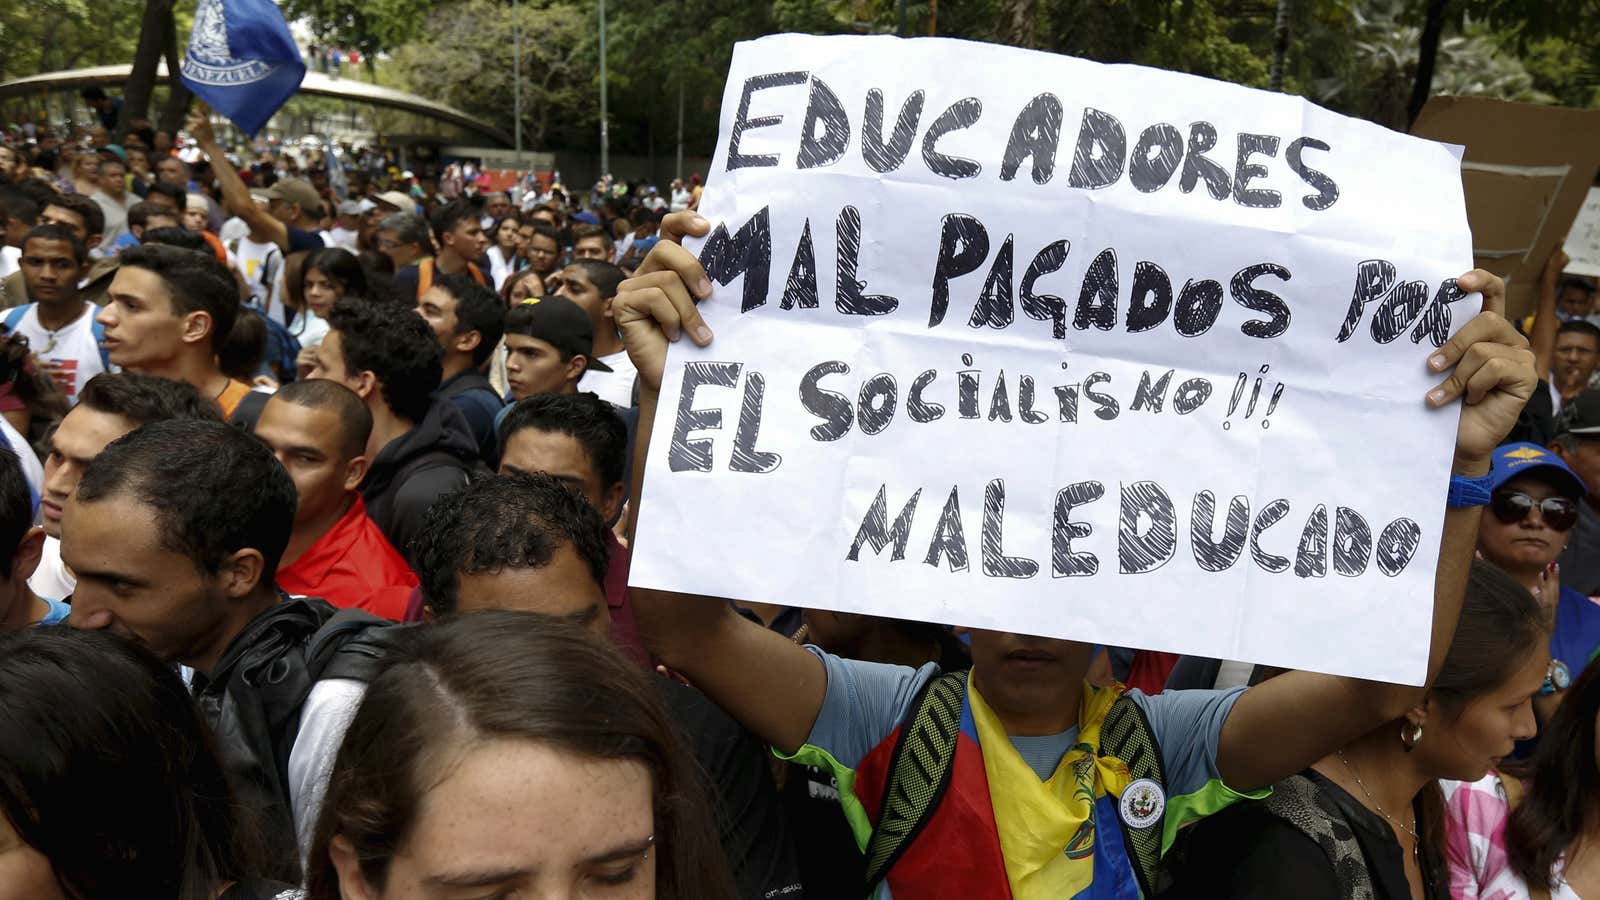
[281,0,435,78]
[389,0,596,150]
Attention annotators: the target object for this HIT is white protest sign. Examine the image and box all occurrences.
[631,34,1473,684]
[1565,186,1600,278]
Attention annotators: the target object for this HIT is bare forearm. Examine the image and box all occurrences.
[1532,276,1559,378]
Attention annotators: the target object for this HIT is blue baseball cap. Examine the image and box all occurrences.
[1488,442,1587,499]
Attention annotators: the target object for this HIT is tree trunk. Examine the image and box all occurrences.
[119,0,174,142]
[1407,0,1450,129]
[158,8,193,136]
[1269,0,1292,91]
[998,0,1037,49]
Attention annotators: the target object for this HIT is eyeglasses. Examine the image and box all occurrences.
[1490,491,1580,532]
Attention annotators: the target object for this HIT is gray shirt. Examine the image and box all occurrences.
[1561,501,1600,595]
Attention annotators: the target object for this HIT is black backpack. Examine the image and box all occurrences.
[195,598,409,882]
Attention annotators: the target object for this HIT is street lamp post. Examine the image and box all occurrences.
[599,0,609,180]
[513,0,522,170]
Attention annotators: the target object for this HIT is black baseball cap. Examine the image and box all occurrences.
[1555,389,1600,440]
[502,295,613,372]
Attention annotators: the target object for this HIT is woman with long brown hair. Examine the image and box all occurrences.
[1161,561,1551,900]
[307,610,735,900]
[1443,660,1600,898]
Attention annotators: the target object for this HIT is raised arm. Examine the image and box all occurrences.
[616,212,828,755]
[1530,246,1567,379]
[185,106,288,251]
[1216,270,1535,792]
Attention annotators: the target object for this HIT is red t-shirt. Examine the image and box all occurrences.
[605,531,652,668]
[277,495,418,620]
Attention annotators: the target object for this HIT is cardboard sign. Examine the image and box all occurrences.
[1411,96,1600,314]
[1564,187,1600,279]
[632,34,1475,684]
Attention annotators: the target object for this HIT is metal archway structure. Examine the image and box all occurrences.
[0,62,512,147]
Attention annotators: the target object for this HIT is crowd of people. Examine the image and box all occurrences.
[0,91,1597,900]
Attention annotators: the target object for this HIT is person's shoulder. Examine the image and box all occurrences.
[286,227,325,252]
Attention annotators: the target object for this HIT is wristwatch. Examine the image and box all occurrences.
[1539,660,1571,696]
[1447,472,1495,508]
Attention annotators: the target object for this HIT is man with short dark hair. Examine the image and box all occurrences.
[64,418,390,880]
[308,298,477,558]
[1551,319,1600,411]
[39,192,104,257]
[522,219,562,278]
[394,199,490,299]
[97,244,252,415]
[257,380,417,620]
[417,273,505,461]
[124,201,181,243]
[411,471,804,900]
[554,258,635,406]
[497,392,643,663]
[501,294,610,400]
[0,448,68,631]
[571,222,614,262]
[9,224,108,397]
[33,372,222,599]
[186,109,324,255]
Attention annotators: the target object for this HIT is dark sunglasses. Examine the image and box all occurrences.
[1490,491,1579,532]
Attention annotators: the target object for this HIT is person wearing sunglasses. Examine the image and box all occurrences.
[1475,441,1597,727]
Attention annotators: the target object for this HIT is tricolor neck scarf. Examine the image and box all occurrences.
[968,677,1134,900]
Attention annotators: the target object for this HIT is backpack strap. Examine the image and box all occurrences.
[1099,694,1169,898]
[230,388,270,431]
[2,304,29,335]
[1262,774,1377,900]
[862,669,967,896]
[466,260,488,286]
[89,317,110,370]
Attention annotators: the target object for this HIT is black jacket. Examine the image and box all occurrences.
[361,401,478,562]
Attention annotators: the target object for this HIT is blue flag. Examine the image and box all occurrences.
[180,0,305,137]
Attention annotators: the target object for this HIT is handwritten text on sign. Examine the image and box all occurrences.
[630,34,1473,684]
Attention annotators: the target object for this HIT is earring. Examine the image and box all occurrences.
[1400,721,1423,752]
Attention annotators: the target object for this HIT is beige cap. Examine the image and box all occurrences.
[373,190,417,215]
[262,178,324,218]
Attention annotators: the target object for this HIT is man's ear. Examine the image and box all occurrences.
[452,329,482,356]
[329,835,380,900]
[566,354,589,385]
[180,309,214,348]
[220,547,266,599]
[85,233,101,252]
[600,481,625,523]
[13,527,44,582]
[350,370,379,403]
[343,455,369,492]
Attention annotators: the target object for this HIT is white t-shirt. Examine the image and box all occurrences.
[322,226,359,253]
[9,303,108,398]
[582,350,638,407]
[30,535,74,601]
[0,246,19,281]
[0,415,42,507]
[487,246,519,290]
[232,236,283,313]
[288,676,367,867]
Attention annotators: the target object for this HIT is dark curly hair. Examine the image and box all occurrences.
[498,393,627,489]
[76,418,296,575]
[411,471,611,616]
[325,296,441,423]
[44,191,104,240]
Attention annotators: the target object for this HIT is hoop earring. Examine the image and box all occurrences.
[1400,722,1423,753]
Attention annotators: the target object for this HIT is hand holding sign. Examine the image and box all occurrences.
[630,33,1501,683]
[1422,270,1535,474]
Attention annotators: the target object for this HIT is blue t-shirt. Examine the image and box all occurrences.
[801,648,1253,900]
[37,597,70,626]
[1553,586,1600,678]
